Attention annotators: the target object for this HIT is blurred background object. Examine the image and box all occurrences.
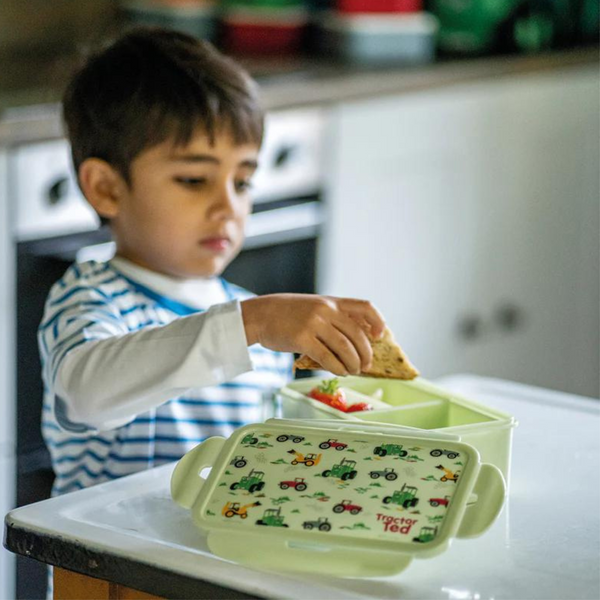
[317,11,438,64]
[121,0,219,41]
[0,0,117,59]
[1,0,597,61]
[221,0,310,56]
[431,0,600,55]
[0,0,118,93]
[0,2,598,599]
[337,0,424,11]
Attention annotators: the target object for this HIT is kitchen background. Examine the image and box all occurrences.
[1,1,598,599]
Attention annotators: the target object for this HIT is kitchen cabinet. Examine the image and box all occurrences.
[320,66,599,398]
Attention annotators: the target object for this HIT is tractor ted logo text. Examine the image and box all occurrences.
[376,514,418,535]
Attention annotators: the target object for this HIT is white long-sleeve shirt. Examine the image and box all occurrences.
[39,257,292,495]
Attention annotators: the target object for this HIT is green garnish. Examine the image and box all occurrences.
[318,378,340,394]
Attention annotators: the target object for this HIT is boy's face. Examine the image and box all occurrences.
[112,128,259,279]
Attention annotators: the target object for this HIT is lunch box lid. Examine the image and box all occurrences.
[172,418,506,573]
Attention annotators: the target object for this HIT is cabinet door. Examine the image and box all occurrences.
[460,67,599,397]
[320,86,486,379]
[321,67,599,396]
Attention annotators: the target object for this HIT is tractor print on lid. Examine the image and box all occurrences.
[256,507,289,527]
[204,426,468,543]
[333,499,363,515]
[369,467,398,481]
[302,517,332,532]
[322,458,358,481]
[413,525,438,543]
[429,495,451,508]
[230,455,247,468]
[436,465,460,483]
[382,483,419,508]
[373,443,408,458]
[288,450,322,466]
[242,433,258,445]
[230,469,265,493]
[222,501,261,519]
[319,439,348,451]
[279,477,308,491]
[430,448,460,459]
[277,434,305,443]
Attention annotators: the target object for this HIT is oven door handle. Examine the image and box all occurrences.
[244,201,323,249]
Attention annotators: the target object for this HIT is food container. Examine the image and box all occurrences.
[430,0,521,54]
[224,0,306,7]
[279,376,517,482]
[222,7,309,55]
[171,418,506,576]
[319,11,438,64]
[337,0,423,13]
[121,0,218,41]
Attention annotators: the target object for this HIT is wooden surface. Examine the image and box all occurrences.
[54,568,163,600]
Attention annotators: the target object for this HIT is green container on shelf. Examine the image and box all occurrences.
[431,0,523,53]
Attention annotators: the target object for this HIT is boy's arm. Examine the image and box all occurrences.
[47,289,384,432]
[52,301,252,431]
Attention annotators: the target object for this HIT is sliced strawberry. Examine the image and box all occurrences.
[308,390,347,411]
[345,402,373,413]
[308,379,347,412]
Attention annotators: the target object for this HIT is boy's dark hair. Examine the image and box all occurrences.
[63,28,264,185]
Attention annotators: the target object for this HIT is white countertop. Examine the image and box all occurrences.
[5,375,600,599]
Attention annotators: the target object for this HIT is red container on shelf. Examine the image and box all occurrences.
[337,0,423,12]
[222,8,309,55]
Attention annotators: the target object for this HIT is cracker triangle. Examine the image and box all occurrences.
[294,326,419,380]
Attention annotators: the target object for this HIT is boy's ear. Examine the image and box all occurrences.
[78,158,128,219]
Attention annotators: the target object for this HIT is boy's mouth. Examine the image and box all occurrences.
[200,237,231,252]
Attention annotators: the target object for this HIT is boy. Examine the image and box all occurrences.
[39,28,385,499]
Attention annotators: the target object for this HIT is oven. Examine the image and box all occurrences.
[10,108,326,599]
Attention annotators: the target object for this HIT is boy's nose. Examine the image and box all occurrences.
[209,185,238,220]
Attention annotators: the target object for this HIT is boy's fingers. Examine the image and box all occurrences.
[317,328,362,375]
[360,305,385,340]
[334,319,373,371]
[310,339,348,377]
[337,298,386,340]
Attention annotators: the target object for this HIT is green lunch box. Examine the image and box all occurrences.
[171,418,506,577]
[279,376,517,482]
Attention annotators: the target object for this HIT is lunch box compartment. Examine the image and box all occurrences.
[280,377,516,481]
[354,399,496,428]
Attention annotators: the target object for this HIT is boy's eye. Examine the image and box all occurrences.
[235,179,253,193]
[174,176,207,188]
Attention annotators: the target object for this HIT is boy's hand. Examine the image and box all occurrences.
[240,294,385,376]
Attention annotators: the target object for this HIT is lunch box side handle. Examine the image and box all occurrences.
[456,463,506,539]
[207,530,414,577]
[171,436,225,509]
